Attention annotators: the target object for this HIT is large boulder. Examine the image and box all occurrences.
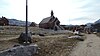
[18,32,32,44]
[73,30,80,35]
[0,44,38,56]
[68,35,84,41]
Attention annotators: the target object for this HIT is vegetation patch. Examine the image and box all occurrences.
[32,37,79,56]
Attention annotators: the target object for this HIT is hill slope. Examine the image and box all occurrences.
[8,19,31,26]
[95,19,100,24]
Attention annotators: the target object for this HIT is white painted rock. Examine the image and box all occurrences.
[73,31,80,35]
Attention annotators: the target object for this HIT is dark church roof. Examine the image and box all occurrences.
[0,16,8,20]
[40,16,54,24]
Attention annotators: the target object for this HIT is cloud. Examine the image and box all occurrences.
[77,0,100,22]
[0,0,100,25]
[80,0,100,8]
[80,0,100,12]
[71,17,95,21]
[69,17,99,25]
[0,0,9,9]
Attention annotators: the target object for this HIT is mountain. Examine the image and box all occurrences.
[8,19,31,26]
[94,19,100,24]
[85,19,100,27]
[85,23,93,26]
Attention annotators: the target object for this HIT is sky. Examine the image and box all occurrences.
[0,0,100,25]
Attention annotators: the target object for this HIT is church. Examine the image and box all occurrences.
[39,10,64,30]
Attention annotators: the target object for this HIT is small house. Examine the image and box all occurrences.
[30,22,37,27]
[0,16,9,26]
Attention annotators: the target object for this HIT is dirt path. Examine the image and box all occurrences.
[0,35,18,41]
[69,34,100,56]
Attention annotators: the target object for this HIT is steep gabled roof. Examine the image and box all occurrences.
[0,16,8,21]
[39,17,52,24]
[40,10,55,24]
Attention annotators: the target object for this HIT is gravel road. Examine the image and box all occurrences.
[69,34,100,56]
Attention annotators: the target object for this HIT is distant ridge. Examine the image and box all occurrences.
[94,19,100,24]
[85,19,100,25]
[8,19,31,26]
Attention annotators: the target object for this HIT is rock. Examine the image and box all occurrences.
[73,30,80,35]
[0,44,38,56]
[13,44,20,47]
[32,32,35,35]
[18,32,32,44]
[68,36,80,38]
[38,33,45,36]
[93,32,97,34]
[77,37,84,41]
[68,36,84,41]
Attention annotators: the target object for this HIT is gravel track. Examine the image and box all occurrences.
[69,34,100,56]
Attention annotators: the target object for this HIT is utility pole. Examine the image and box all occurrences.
[26,0,28,37]
[18,0,32,45]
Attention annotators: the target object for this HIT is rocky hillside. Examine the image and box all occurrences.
[8,19,31,26]
[95,19,100,24]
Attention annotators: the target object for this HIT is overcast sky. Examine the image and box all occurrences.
[0,0,100,25]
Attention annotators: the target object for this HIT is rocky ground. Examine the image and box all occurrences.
[0,26,85,56]
[0,35,82,56]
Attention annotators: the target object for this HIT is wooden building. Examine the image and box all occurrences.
[30,22,36,27]
[39,10,64,30]
[0,16,9,26]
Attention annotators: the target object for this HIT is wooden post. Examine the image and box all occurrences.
[26,0,28,38]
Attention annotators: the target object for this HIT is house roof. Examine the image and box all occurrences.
[40,17,52,24]
[0,17,7,21]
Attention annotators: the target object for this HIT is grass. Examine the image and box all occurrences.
[0,35,80,56]
[32,36,80,56]
[0,26,85,56]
